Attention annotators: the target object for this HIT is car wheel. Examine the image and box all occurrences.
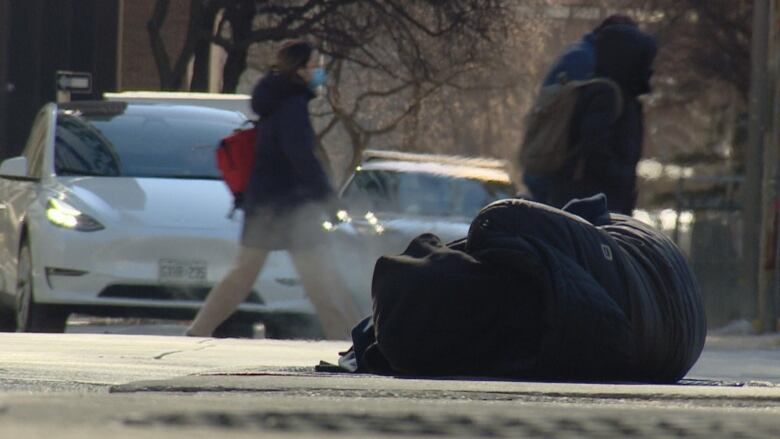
[211,314,255,338]
[0,306,15,332]
[16,242,69,333]
[262,314,324,340]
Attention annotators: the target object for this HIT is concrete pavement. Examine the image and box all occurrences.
[0,332,349,387]
[1,332,780,438]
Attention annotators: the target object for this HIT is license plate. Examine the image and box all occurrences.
[158,258,208,284]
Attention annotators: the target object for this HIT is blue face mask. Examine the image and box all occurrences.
[308,67,327,91]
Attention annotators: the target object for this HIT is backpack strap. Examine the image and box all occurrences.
[575,77,623,122]
[567,78,623,180]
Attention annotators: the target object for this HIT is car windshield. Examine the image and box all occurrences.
[54,108,245,178]
[342,169,515,218]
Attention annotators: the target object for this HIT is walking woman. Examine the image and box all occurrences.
[187,40,363,340]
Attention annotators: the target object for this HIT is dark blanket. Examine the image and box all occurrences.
[348,196,706,383]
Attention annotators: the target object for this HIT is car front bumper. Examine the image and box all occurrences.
[28,220,315,316]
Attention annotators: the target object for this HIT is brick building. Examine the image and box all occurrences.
[0,0,192,157]
[119,0,190,91]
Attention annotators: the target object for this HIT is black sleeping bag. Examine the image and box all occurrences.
[353,196,706,383]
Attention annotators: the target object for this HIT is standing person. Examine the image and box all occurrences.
[546,24,657,215]
[522,14,637,202]
[187,40,363,340]
[541,14,637,87]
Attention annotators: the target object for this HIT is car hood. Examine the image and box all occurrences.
[55,177,236,229]
[350,211,471,243]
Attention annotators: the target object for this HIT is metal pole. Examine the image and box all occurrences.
[673,176,684,245]
[0,0,9,154]
[768,0,780,333]
[754,0,778,333]
[116,0,124,91]
[745,0,770,332]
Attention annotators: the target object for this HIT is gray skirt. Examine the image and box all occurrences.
[241,203,331,250]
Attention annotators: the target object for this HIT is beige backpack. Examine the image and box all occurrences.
[518,77,623,175]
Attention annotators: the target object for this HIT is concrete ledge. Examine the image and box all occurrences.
[109,370,780,401]
[705,334,780,350]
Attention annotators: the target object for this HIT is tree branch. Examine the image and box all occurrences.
[146,0,174,88]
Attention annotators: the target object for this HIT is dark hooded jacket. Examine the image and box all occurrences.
[542,31,597,86]
[241,72,335,250]
[548,25,657,215]
[349,196,705,383]
[524,32,598,203]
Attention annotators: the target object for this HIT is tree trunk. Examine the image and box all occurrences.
[190,4,222,91]
[147,0,175,89]
[147,0,210,90]
[221,0,254,93]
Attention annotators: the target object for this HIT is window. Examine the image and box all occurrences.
[343,169,514,218]
[54,109,244,178]
[55,115,121,177]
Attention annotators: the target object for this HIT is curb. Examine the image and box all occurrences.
[704,334,780,350]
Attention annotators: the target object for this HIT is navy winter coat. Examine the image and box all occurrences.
[524,32,598,203]
[547,25,657,215]
[246,72,333,214]
[351,196,705,383]
[241,72,335,250]
[542,31,597,86]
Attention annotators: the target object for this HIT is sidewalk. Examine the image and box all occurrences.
[705,333,780,350]
[1,332,780,438]
[705,318,780,350]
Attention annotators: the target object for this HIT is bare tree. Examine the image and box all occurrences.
[312,3,550,180]
[592,0,753,206]
[147,0,252,91]
[147,0,207,90]
[654,0,751,170]
[147,1,544,183]
[635,0,751,97]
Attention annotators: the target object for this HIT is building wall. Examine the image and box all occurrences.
[0,0,119,156]
[0,0,9,151]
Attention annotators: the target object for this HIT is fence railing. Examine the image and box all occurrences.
[640,174,750,328]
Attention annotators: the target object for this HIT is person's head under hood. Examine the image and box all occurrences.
[594,25,657,97]
[273,40,324,88]
[594,14,637,32]
[252,40,326,117]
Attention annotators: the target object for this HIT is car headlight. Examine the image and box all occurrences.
[321,210,353,232]
[46,198,104,231]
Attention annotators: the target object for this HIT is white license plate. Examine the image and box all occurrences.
[158,258,208,284]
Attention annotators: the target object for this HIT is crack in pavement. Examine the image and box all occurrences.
[153,341,218,360]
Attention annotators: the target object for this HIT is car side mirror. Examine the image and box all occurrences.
[0,156,29,177]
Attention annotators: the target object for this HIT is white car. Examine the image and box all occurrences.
[0,101,319,337]
[335,150,517,300]
[104,91,254,119]
[342,150,516,244]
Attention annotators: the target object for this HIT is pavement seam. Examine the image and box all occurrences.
[153,342,218,360]
[108,382,780,405]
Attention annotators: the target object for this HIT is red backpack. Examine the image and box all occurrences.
[216,124,257,209]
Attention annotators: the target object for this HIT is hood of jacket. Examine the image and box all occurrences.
[251,72,315,118]
[594,24,657,97]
